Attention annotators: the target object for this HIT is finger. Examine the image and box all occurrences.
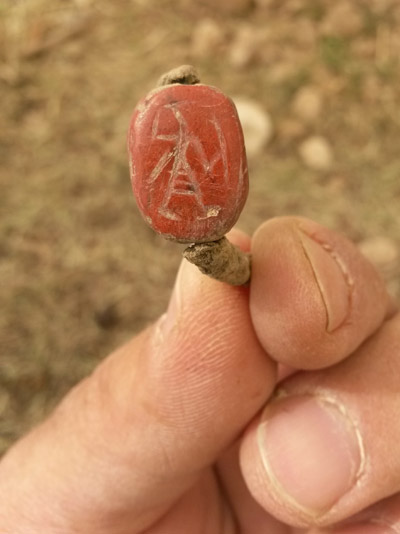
[250,216,394,369]
[240,313,400,529]
[0,230,276,533]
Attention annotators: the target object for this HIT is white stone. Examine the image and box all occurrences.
[191,19,224,59]
[292,86,323,123]
[233,97,273,158]
[298,136,333,171]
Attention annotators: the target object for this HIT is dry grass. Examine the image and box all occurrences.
[1,0,400,454]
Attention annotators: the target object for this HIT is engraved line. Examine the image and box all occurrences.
[151,102,225,221]
[211,117,229,186]
[160,105,207,217]
[151,109,161,139]
[149,148,176,184]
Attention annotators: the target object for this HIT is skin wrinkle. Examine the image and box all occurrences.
[166,320,259,443]
[297,226,354,335]
[256,388,366,526]
[296,230,330,332]
[344,500,400,534]
[153,313,168,346]
[317,243,354,333]
[160,273,251,387]
[143,469,235,534]
[163,319,244,394]
[213,465,240,534]
[369,518,400,533]
[173,273,236,339]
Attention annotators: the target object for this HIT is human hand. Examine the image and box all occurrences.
[0,217,398,534]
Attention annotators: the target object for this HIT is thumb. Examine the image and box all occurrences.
[0,232,276,533]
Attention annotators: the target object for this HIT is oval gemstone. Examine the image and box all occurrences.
[128,83,248,243]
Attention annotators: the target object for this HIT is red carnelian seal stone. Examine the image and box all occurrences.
[128,83,248,243]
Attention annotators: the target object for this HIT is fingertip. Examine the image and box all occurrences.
[250,217,328,368]
[249,217,391,369]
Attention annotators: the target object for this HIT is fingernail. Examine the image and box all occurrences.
[257,394,364,517]
[297,226,353,332]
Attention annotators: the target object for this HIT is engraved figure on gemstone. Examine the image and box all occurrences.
[149,102,228,221]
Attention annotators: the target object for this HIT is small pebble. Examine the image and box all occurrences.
[292,18,317,47]
[298,136,333,171]
[233,97,273,158]
[292,86,323,123]
[199,0,253,15]
[321,1,363,37]
[229,24,262,68]
[191,19,224,59]
[277,118,306,142]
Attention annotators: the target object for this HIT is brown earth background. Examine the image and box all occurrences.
[1,0,400,455]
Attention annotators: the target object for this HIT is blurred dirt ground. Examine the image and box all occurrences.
[1,0,400,455]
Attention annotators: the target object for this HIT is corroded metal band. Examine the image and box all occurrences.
[183,237,251,286]
[157,65,200,87]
